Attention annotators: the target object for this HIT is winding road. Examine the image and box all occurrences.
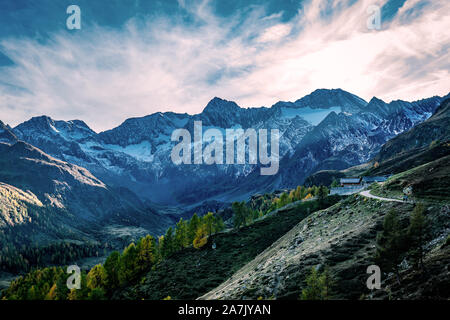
[359,190,403,203]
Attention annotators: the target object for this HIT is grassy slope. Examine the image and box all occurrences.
[0,182,85,246]
[113,154,449,300]
[201,156,450,300]
[371,154,450,202]
[113,196,342,300]
[201,196,401,299]
[0,183,42,228]
[373,244,450,300]
[202,194,449,300]
[367,141,450,176]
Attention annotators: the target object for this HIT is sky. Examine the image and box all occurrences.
[0,0,448,132]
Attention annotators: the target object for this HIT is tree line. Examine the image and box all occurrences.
[1,212,225,300]
[0,242,101,274]
[232,185,329,228]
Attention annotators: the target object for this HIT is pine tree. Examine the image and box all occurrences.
[164,227,176,257]
[319,267,334,299]
[188,213,200,243]
[375,209,406,282]
[175,218,189,249]
[137,235,157,270]
[300,187,307,199]
[203,212,216,236]
[294,186,302,201]
[232,201,247,229]
[408,203,427,270]
[289,190,295,202]
[104,251,120,291]
[331,178,340,188]
[317,186,329,203]
[55,271,69,300]
[301,268,321,300]
[157,235,165,260]
[311,186,319,196]
[278,192,289,208]
[118,243,139,285]
[86,264,107,290]
[213,215,225,233]
[27,285,40,300]
[300,267,333,300]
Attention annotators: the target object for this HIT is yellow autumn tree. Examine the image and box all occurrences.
[304,193,314,200]
[86,264,107,290]
[193,224,208,249]
[45,283,57,300]
[294,186,302,201]
[289,190,295,202]
[68,288,78,300]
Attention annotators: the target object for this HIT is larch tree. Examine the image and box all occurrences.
[188,213,201,243]
[193,224,208,249]
[137,235,157,271]
[86,264,107,290]
[175,218,189,249]
[103,251,120,291]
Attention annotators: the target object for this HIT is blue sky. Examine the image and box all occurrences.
[0,0,448,131]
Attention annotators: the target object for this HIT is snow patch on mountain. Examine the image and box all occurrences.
[280,106,342,125]
[105,141,155,162]
[10,89,447,205]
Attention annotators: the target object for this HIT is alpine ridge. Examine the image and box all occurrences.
[9,89,448,205]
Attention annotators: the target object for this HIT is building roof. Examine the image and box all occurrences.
[340,178,361,184]
[362,176,390,182]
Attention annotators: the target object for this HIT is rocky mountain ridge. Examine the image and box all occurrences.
[9,90,448,205]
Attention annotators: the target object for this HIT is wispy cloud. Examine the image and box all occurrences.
[0,0,448,132]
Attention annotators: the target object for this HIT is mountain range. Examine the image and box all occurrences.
[6,89,448,207]
[0,139,174,247]
[304,97,450,187]
[1,89,450,299]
